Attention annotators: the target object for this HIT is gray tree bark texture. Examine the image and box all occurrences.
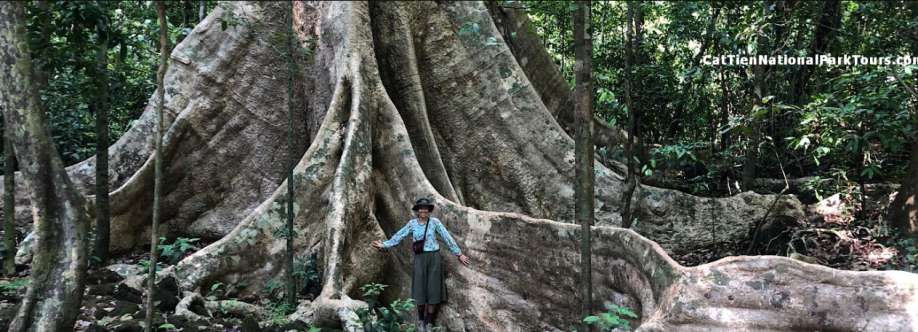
[3,1,918,331]
[0,2,91,331]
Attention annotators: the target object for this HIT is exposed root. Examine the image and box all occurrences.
[174,291,212,322]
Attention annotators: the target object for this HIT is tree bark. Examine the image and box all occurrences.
[888,141,918,237]
[573,1,594,329]
[0,2,91,331]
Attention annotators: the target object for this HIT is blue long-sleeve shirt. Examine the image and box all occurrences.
[382,217,462,256]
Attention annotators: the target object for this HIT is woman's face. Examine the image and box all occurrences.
[417,207,430,218]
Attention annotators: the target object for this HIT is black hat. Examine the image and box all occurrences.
[412,198,435,211]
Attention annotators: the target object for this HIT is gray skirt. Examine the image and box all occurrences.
[412,250,447,305]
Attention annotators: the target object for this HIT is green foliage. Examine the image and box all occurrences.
[206,281,226,300]
[0,278,29,297]
[259,253,322,301]
[356,283,420,332]
[457,21,481,39]
[522,0,918,198]
[157,237,200,265]
[22,1,212,165]
[581,303,638,332]
[885,237,918,273]
[218,3,244,31]
[264,277,285,300]
[293,254,322,296]
[264,300,296,326]
[157,323,177,331]
[136,258,167,273]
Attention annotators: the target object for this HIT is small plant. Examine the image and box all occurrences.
[356,283,419,332]
[885,237,918,273]
[207,281,226,300]
[582,303,639,331]
[137,259,167,273]
[157,237,200,265]
[158,323,177,331]
[264,277,284,300]
[294,253,322,298]
[264,300,296,326]
[218,3,244,31]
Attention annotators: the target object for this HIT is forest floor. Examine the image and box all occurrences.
[677,185,918,274]
[0,240,331,332]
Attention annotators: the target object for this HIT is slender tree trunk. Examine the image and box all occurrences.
[285,0,298,310]
[92,16,112,265]
[791,0,840,105]
[621,1,637,228]
[631,1,648,166]
[1,2,91,330]
[146,2,169,331]
[573,1,594,330]
[31,0,51,92]
[743,1,773,191]
[3,124,15,276]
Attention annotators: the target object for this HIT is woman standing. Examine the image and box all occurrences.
[372,198,471,331]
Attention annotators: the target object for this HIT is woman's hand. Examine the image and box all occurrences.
[372,240,385,250]
[457,254,470,266]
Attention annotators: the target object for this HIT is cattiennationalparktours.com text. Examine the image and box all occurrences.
[703,54,918,66]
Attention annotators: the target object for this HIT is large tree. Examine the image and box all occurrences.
[0,1,91,330]
[2,1,917,330]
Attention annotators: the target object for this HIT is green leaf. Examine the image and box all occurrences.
[583,316,600,325]
[616,306,639,319]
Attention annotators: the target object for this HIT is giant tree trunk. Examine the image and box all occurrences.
[0,2,801,259]
[888,141,918,237]
[0,2,91,330]
[3,1,918,330]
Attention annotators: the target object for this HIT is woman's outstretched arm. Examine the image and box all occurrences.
[382,221,412,248]
[435,220,462,256]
